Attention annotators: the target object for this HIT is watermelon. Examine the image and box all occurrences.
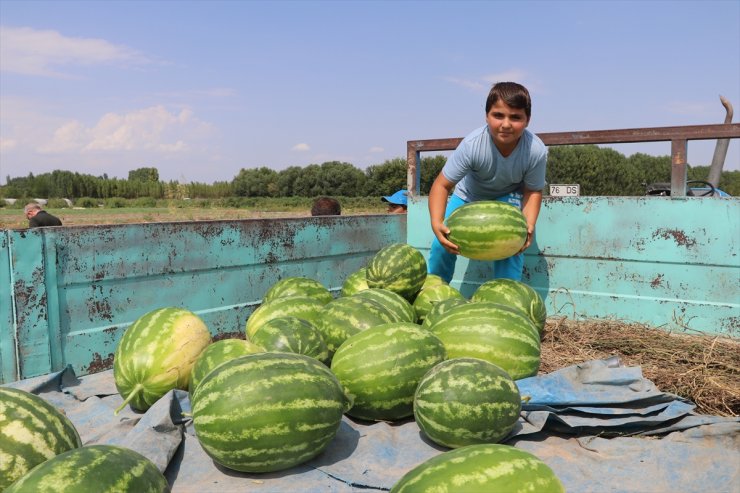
[245,296,324,339]
[446,201,528,261]
[414,358,522,448]
[250,316,330,365]
[366,243,427,301]
[390,443,565,493]
[0,388,82,490]
[412,284,465,323]
[421,298,468,329]
[341,268,369,297]
[330,322,446,421]
[114,307,211,414]
[263,276,333,305]
[429,302,540,380]
[189,338,263,395]
[471,278,547,334]
[5,444,169,493]
[420,273,447,290]
[314,295,397,355]
[354,288,416,323]
[192,352,351,473]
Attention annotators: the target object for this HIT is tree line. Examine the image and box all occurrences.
[2,146,738,201]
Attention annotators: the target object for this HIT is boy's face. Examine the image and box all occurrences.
[486,100,529,155]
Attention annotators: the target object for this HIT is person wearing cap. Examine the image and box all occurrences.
[382,189,408,214]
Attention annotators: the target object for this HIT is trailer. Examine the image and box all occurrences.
[1,123,739,492]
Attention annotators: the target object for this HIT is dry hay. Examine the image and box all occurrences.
[539,317,740,417]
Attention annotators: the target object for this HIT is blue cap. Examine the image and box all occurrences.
[382,189,408,206]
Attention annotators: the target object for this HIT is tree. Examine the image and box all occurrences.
[232,167,279,197]
[128,167,160,182]
[365,158,406,196]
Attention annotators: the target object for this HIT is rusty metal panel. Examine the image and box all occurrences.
[2,215,405,382]
[1,232,18,383]
[407,195,739,336]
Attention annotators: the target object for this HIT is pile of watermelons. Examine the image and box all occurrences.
[1,241,564,492]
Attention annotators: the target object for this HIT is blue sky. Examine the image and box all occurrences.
[1,0,738,186]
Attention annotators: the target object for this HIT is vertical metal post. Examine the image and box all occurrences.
[406,142,422,198]
[670,139,688,197]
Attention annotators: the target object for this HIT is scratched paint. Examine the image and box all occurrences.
[1,215,404,383]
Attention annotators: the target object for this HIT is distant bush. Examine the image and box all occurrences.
[76,197,100,208]
[46,198,69,208]
[105,197,127,208]
[132,196,157,207]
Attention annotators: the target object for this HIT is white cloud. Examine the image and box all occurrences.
[0,138,17,151]
[38,105,212,153]
[0,26,151,77]
[369,146,384,153]
[292,143,310,151]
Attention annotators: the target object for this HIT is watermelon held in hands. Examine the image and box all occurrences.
[4,444,169,493]
[471,278,547,334]
[414,358,522,448]
[390,443,565,493]
[191,352,352,473]
[189,338,264,396]
[0,387,83,490]
[114,307,211,415]
[446,201,528,261]
[330,322,446,421]
[366,243,427,301]
[263,277,333,305]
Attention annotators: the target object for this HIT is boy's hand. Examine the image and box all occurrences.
[432,221,460,255]
[517,227,534,253]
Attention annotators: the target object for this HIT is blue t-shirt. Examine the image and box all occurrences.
[442,125,547,202]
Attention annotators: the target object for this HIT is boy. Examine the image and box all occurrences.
[428,82,547,282]
[382,189,408,214]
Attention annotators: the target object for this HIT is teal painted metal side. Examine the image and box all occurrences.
[1,215,405,383]
[408,195,739,336]
[1,232,17,382]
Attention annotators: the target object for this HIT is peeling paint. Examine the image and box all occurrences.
[86,352,114,374]
[653,228,697,248]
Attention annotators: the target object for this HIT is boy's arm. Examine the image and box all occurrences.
[429,173,460,255]
[519,188,542,252]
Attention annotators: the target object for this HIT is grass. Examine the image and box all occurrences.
[0,201,388,229]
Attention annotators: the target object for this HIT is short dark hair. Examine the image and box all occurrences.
[311,197,341,216]
[485,82,532,119]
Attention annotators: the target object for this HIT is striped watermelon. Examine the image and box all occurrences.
[250,316,330,365]
[366,243,427,301]
[4,444,169,493]
[428,302,540,380]
[446,201,528,260]
[189,338,263,395]
[414,358,522,448]
[192,352,351,473]
[354,288,416,323]
[390,444,565,493]
[245,296,324,339]
[0,387,82,490]
[421,298,468,329]
[341,268,369,297]
[114,307,211,414]
[471,279,547,334]
[412,284,465,323]
[330,322,446,421]
[420,273,447,290]
[314,295,397,355]
[263,276,333,305]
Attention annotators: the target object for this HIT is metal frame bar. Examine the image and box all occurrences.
[407,123,740,197]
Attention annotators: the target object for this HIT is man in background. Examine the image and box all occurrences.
[311,197,342,216]
[24,203,63,227]
[382,190,408,214]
